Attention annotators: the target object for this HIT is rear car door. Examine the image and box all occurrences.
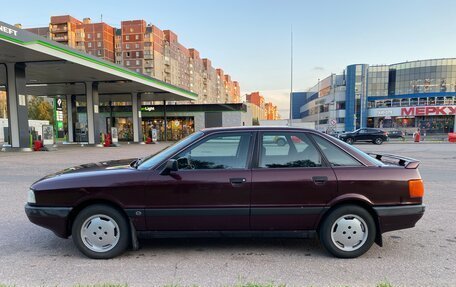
[251,131,337,230]
[145,131,253,231]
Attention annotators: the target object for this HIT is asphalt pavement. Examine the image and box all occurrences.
[0,141,455,286]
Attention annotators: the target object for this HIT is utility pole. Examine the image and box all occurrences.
[317,79,320,131]
[289,25,293,126]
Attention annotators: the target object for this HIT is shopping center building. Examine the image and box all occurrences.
[292,58,456,134]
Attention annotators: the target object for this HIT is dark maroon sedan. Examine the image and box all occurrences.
[25,127,425,259]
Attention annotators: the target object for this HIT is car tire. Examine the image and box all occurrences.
[319,205,376,258]
[345,138,354,145]
[276,138,286,146]
[374,137,383,145]
[72,204,130,259]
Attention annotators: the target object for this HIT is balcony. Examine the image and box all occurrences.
[52,35,68,41]
[51,25,68,33]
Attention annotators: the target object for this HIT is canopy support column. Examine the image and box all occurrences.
[132,92,143,143]
[6,63,29,148]
[86,82,100,145]
[66,94,74,143]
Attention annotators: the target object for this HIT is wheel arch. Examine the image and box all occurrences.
[318,197,383,247]
[67,198,130,238]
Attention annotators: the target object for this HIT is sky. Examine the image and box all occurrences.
[4,0,456,118]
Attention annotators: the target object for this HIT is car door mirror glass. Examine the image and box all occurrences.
[160,159,178,175]
[176,157,192,170]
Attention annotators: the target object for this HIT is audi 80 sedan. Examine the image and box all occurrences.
[25,127,425,259]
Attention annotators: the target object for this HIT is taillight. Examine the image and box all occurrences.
[384,132,388,136]
[409,179,424,198]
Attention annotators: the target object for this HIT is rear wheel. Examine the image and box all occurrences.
[319,205,376,258]
[72,204,129,259]
[345,138,354,145]
[374,137,383,145]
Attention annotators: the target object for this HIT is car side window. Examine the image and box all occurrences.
[173,133,251,170]
[311,135,362,167]
[259,132,322,168]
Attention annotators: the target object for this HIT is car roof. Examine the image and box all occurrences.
[201,126,317,134]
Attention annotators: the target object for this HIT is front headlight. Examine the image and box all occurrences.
[27,189,36,204]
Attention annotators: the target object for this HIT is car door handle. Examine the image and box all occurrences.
[312,176,328,185]
[230,178,246,185]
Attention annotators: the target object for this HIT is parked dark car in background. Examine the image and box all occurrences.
[25,127,424,259]
[338,128,388,144]
[387,129,406,139]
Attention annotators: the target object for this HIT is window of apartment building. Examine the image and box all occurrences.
[87,33,91,39]
[125,44,130,49]
[88,42,92,48]
[126,52,131,57]
[97,42,102,47]
[126,35,130,40]
[136,60,140,65]
[136,51,140,57]
[116,61,121,64]
[97,50,102,56]
[135,43,140,49]
[136,68,141,73]
[126,60,130,66]
[97,33,101,39]
[135,35,139,40]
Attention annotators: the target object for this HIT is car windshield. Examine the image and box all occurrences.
[137,131,204,170]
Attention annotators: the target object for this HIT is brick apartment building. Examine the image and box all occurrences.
[246,92,280,121]
[26,16,116,62]
[265,102,280,120]
[246,91,266,121]
[25,15,241,104]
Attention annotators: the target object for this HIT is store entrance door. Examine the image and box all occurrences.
[142,117,195,141]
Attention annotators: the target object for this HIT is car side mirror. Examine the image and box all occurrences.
[176,157,191,170]
[160,159,178,175]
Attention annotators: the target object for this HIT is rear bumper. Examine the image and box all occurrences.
[25,204,72,238]
[374,204,425,233]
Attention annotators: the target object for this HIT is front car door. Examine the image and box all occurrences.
[145,131,253,231]
[357,129,370,141]
[251,130,338,230]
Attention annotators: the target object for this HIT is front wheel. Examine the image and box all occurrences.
[72,204,130,259]
[319,205,376,258]
[374,137,383,145]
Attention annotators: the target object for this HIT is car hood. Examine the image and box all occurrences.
[35,158,137,182]
[58,158,135,174]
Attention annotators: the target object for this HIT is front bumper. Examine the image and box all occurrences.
[25,204,72,238]
[374,204,425,233]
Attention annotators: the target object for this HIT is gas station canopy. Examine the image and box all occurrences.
[0,21,197,148]
[0,21,197,101]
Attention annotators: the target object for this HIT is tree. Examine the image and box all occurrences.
[28,96,54,125]
[0,91,7,118]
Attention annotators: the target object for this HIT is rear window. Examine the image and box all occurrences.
[311,135,362,166]
[329,136,385,166]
